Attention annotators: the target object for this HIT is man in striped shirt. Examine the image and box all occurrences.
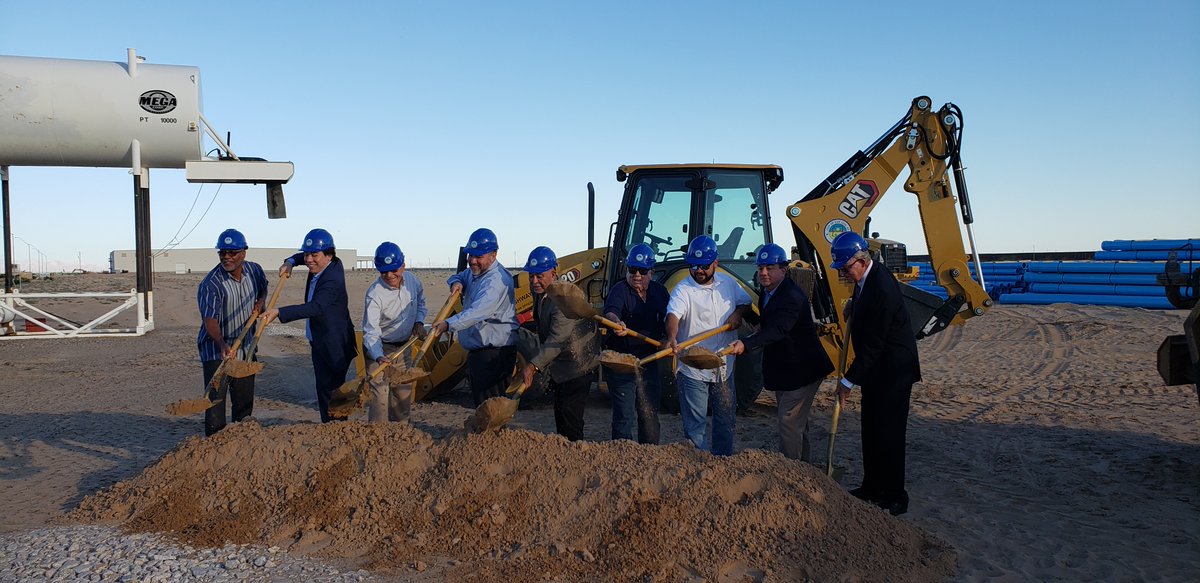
[197,229,268,436]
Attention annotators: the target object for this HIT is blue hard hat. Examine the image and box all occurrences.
[523,246,557,274]
[626,243,656,269]
[685,236,719,266]
[216,228,247,250]
[756,243,789,266]
[300,228,335,252]
[374,242,405,273]
[830,232,868,269]
[465,228,498,256]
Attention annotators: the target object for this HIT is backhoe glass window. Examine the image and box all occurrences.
[704,171,768,262]
[623,175,692,264]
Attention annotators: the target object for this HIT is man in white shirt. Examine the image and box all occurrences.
[665,235,752,455]
[362,242,427,423]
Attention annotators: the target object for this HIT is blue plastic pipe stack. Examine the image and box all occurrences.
[908,261,1025,301]
[1000,239,1197,309]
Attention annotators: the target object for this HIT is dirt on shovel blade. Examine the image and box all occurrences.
[600,349,639,372]
[464,396,519,433]
[224,360,264,378]
[679,346,724,369]
[165,398,212,416]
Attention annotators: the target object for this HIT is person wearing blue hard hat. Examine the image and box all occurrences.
[361,242,427,424]
[519,246,598,441]
[665,235,752,456]
[829,230,920,516]
[431,227,519,406]
[197,228,269,436]
[602,243,669,444]
[727,243,833,463]
[264,228,358,422]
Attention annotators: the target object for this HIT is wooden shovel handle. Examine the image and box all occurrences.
[593,316,661,347]
[413,288,462,364]
[244,270,290,353]
[367,335,422,380]
[639,323,733,366]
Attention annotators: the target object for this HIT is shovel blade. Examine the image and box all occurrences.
[225,360,265,379]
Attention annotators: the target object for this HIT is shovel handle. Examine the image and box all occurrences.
[639,323,733,366]
[593,316,661,347]
[243,270,291,356]
[367,335,423,380]
[413,288,462,365]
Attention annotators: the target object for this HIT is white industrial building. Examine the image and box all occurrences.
[109,248,362,274]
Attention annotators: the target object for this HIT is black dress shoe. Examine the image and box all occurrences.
[849,487,879,502]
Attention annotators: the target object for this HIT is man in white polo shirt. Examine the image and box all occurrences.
[665,235,752,455]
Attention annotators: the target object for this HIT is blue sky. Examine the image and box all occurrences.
[2,1,1197,271]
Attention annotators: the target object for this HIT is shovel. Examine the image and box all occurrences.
[678,344,736,370]
[390,288,462,384]
[166,307,260,416]
[463,377,528,434]
[226,271,290,378]
[327,334,422,417]
[601,323,733,374]
[827,325,852,480]
[545,281,660,347]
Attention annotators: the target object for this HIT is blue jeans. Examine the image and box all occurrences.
[676,372,736,455]
[608,364,661,444]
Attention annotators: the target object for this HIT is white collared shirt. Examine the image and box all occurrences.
[362,273,427,360]
[666,272,752,382]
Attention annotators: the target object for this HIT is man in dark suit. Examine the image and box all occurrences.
[728,244,833,462]
[264,228,358,423]
[519,246,597,441]
[830,232,921,516]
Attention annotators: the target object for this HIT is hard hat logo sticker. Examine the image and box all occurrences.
[223,237,233,245]
[305,238,313,246]
[470,242,478,248]
[694,251,702,257]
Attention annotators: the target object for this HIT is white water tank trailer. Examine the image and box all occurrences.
[0,53,202,168]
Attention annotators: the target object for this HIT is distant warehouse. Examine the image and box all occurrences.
[109,248,361,274]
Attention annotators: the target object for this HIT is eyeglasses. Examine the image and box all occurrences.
[217,250,243,257]
[689,262,714,272]
[628,267,649,275]
[837,257,862,273]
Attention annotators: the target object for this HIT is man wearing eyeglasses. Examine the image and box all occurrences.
[264,228,358,423]
[602,243,669,444]
[665,235,752,455]
[829,231,920,516]
[726,243,833,463]
[197,228,268,436]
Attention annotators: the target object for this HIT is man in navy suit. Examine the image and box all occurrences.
[264,228,358,423]
[830,232,921,516]
[728,243,833,463]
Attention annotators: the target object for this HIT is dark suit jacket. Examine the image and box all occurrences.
[845,262,921,389]
[527,292,597,383]
[742,277,833,390]
[277,254,358,368]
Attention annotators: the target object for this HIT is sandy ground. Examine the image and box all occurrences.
[1,270,1197,581]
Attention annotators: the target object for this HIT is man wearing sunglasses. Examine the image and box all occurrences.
[602,243,669,444]
[197,228,268,436]
[665,235,752,455]
[829,231,920,516]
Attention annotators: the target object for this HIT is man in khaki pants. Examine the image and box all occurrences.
[362,242,427,423]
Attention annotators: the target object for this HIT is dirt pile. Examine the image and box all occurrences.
[71,421,955,582]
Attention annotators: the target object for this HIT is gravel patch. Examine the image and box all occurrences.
[0,525,375,582]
